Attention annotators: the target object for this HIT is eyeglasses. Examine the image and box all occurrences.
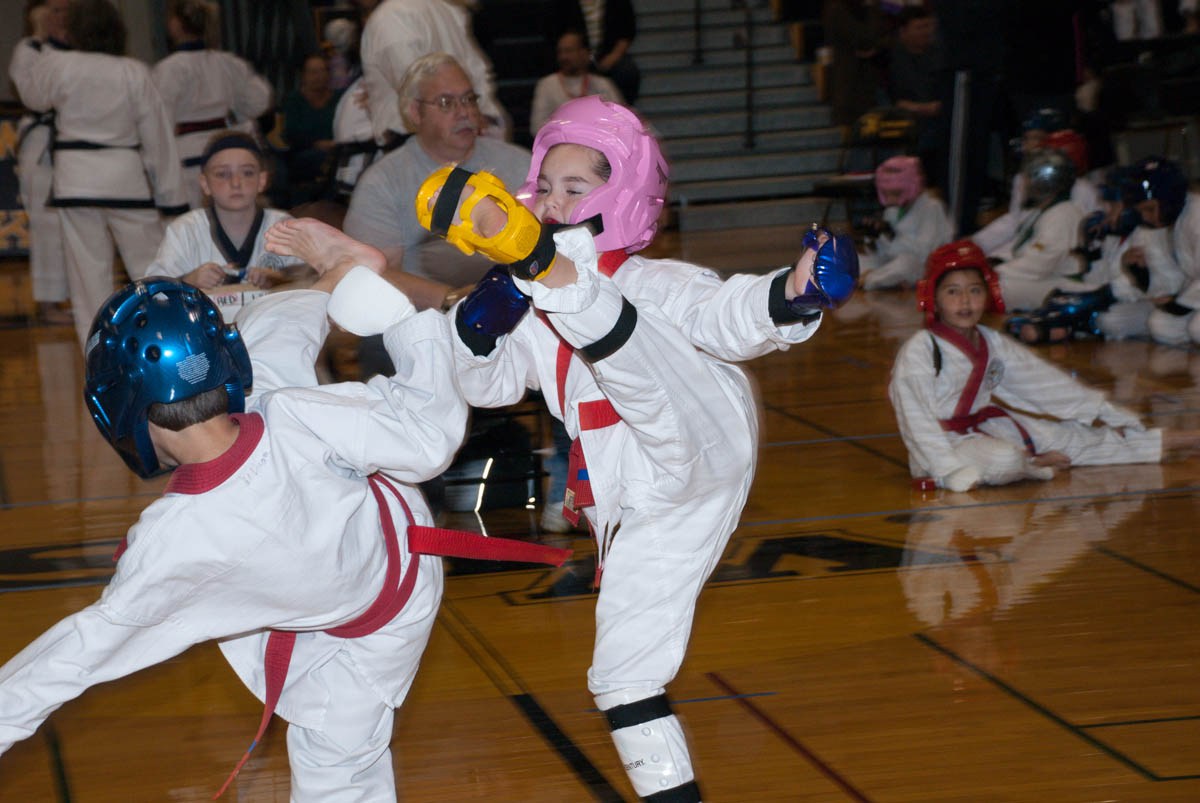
[416,92,480,113]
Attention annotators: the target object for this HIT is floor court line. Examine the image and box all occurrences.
[761,403,909,470]
[913,633,1160,782]
[439,600,626,800]
[705,672,875,802]
[1093,545,1200,595]
[45,723,72,803]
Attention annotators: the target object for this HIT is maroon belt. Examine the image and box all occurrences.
[214,472,571,798]
[176,116,228,136]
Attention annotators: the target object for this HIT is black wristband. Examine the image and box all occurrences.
[508,222,561,281]
[768,270,821,325]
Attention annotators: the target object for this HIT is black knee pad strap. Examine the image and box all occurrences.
[644,780,702,802]
[603,692,672,731]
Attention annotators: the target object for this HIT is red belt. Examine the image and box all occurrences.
[562,398,621,525]
[214,473,571,798]
[941,405,1036,455]
[176,116,228,136]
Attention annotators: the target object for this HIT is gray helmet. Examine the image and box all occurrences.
[1022,148,1076,207]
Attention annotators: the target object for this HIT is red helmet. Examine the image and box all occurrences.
[1043,129,1088,177]
[916,240,1006,326]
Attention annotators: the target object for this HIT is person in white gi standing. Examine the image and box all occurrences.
[153,0,273,211]
[888,239,1200,493]
[10,0,72,326]
[9,0,189,351]
[359,0,509,145]
[410,96,859,801]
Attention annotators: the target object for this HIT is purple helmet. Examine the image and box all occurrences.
[875,156,924,207]
[518,96,668,253]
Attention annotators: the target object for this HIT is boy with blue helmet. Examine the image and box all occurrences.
[0,257,568,799]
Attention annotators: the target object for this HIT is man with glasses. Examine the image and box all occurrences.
[344,52,530,306]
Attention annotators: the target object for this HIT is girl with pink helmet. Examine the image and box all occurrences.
[408,95,860,801]
[858,155,954,290]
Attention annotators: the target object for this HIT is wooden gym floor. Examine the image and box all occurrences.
[0,225,1198,801]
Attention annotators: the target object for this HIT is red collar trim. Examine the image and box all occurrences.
[598,250,629,277]
[165,413,264,495]
[928,321,990,420]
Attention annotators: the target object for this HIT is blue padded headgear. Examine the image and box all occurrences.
[1131,156,1189,226]
[84,278,253,478]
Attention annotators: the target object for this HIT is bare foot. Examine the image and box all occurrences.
[264,218,385,276]
[1032,450,1072,470]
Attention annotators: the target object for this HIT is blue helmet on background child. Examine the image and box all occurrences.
[518,95,669,254]
[1131,156,1189,226]
[84,278,253,478]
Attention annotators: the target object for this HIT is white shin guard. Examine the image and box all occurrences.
[595,689,701,802]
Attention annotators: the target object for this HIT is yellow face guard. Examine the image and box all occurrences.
[415,166,546,268]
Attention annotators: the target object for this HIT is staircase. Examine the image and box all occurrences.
[633,0,843,232]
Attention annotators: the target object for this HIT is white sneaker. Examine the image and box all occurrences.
[540,505,572,533]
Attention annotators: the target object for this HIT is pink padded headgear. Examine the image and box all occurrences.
[518,96,669,253]
[875,156,924,207]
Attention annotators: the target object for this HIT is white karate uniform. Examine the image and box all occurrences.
[9,40,187,349]
[889,324,1161,492]
[360,0,508,142]
[1100,225,1187,339]
[152,46,273,210]
[0,293,467,803]
[146,207,301,277]
[451,229,820,700]
[331,77,380,197]
[144,207,305,320]
[973,176,1101,257]
[1145,194,1200,345]
[859,191,954,289]
[13,113,67,305]
[994,199,1086,310]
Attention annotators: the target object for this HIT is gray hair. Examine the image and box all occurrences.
[397,52,468,130]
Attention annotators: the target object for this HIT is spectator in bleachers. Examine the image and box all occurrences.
[530,28,625,133]
[886,6,944,185]
[280,53,344,205]
[822,0,887,127]
[323,16,362,91]
[551,0,641,105]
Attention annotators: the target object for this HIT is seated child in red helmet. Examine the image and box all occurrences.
[888,239,1200,492]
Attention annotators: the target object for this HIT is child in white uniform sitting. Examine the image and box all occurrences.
[145,131,305,318]
[858,155,953,289]
[889,239,1200,492]
[993,148,1088,310]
